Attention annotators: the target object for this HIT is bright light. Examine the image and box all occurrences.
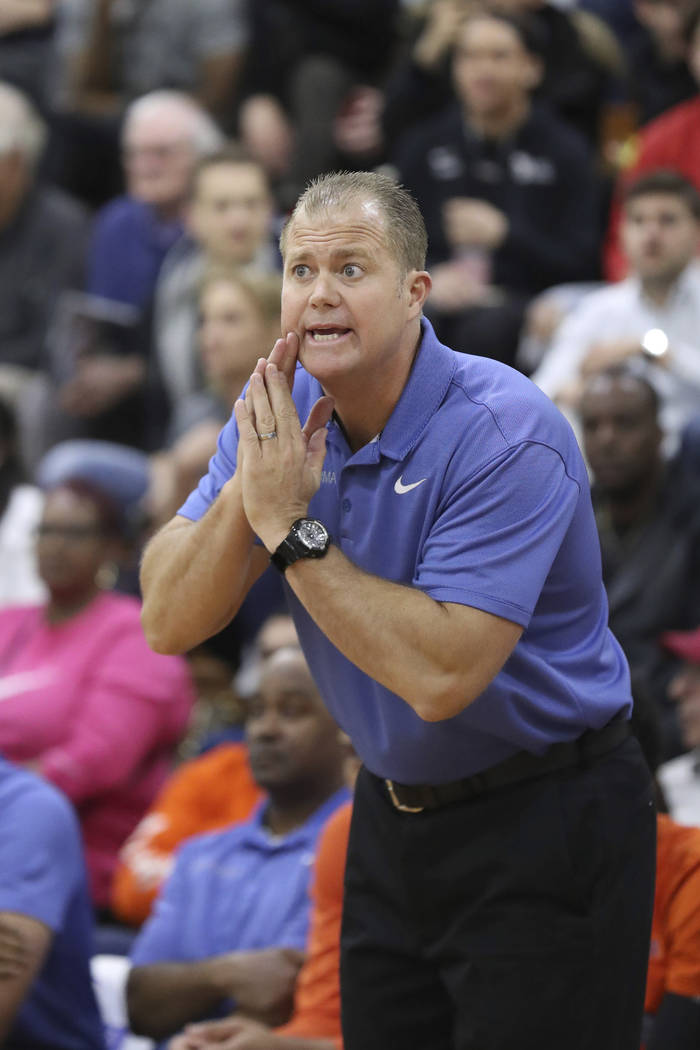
[641,329,669,358]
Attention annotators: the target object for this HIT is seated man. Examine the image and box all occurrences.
[578,366,700,758]
[658,626,700,826]
[126,646,350,1042]
[393,7,600,367]
[0,754,105,1049]
[533,169,700,452]
[111,613,301,929]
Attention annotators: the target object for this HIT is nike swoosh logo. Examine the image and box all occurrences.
[394,476,428,495]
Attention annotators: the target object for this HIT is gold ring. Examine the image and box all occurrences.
[258,431,277,441]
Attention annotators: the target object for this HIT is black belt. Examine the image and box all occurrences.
[383,718,631,813]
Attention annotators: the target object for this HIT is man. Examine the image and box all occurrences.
[126,646,349,1043]
[393,8,599,366]
[604,3,700,280]
[0,754,105,1048]
[0,80,88,395]
[533,169,700,450]
[140,170,655,1050]
[154,146,278,412]
[579,365,700,757]
[658,626,700,825]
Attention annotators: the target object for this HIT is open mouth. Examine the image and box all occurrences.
[307,327,351,342]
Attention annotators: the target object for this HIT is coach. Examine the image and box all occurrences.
[140,171,655,1050]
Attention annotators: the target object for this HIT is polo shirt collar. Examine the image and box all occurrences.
[244,786,350,851]
[377,318,456,462]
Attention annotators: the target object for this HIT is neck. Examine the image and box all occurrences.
[263,775,344,837]
[641,272,681,307]
[326,323,422,452]
[45,586,101,625]
[466,97,530,141]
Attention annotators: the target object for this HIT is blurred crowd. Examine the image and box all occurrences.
[1,1,700,1048]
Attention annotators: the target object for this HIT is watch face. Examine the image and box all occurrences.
[295,519,329,551]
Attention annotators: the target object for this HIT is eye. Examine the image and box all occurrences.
[342,263,360,278]
[292,264,310,279]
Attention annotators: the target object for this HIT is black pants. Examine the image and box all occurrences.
[341,736,656,1050]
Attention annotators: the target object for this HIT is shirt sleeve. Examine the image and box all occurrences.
[129,844,195,965]
[0,780,82,932]
[664,853,700,1000]
[415,441,580,628]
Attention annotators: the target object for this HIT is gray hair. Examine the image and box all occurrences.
[122,91,224,157]
[280,170,428,274]
[0,81,47,167]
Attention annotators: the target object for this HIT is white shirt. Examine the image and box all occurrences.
[0,485,46,609]
[531,261,700,449]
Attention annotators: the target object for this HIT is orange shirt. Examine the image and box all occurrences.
[276,801,352,1050]
[646,813,700,1016]
[111,742,263,926]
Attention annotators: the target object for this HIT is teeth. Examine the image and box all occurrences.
[311,331,344,341]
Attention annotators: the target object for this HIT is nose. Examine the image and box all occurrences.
[309,272,341,309]
[247,706,284,741]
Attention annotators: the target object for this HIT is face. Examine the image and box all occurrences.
[580,375,662,493]
[668,664,700,749]
[245,651,342,792]
[123,110,197,209]
[255,615,298,661]
[189,163,272,265]
[621,193,700,283]
[452,16,540,117]
[281,202,428,393]
[199,279,276,389]
[36,488,113,599]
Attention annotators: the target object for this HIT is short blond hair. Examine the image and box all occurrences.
[280,170,428,274]
[199,266,283,331]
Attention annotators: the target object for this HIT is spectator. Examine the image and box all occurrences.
[533,169,700,449]
[112,614,299,928]
[237,0,400,208]
[578,366,700,757]
[0,398,45,607]
[658,626,700,825]
[604,4,700,280]
[0,478,194,909]
[169,804,352,1050]
[0,80,88,398]
[625,0,697,125]
[154,147,278,414]
[393,7,600,366]
[56,0,248,124]
[383,0,623,153]
[0,754,105,1049]
[126,646,350,1043]
[88,91,223,311]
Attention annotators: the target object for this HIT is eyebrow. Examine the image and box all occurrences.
[286,245,374,265]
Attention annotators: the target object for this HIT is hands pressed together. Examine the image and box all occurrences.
[233,332,334,554]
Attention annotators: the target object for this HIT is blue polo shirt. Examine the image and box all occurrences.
[130,788,349,968]
[0,757,105,1050]
[179,319,631,783]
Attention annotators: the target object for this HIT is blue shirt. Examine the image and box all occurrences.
[130,788,349,967]
[88,196,183,309]
[0,757,105,1050]
[179,320,631,783]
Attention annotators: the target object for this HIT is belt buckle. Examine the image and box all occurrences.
[385,779,425,813]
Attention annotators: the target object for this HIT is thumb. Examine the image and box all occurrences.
[306,424,328,482]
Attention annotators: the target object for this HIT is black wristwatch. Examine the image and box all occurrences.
[270,518,331,573]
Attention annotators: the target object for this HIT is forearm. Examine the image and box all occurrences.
[127,959,229,1040]
[284,546,519,722]
[140,475,262,654]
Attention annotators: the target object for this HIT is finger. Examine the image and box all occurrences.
[306,424,328,485]
[263,362,303,442]
[268,332,299,390]
[234,398,263,457]
[301,396,334,443]
[244,360,266,430]
[249,371,278,442]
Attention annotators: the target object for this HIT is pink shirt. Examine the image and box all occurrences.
[0,592,195,907]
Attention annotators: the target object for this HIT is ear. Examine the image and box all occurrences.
[406,270,432,319]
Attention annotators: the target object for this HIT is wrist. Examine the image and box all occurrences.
[260,510,309,554]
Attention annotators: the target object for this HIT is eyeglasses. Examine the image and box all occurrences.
[35,524,105,543]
